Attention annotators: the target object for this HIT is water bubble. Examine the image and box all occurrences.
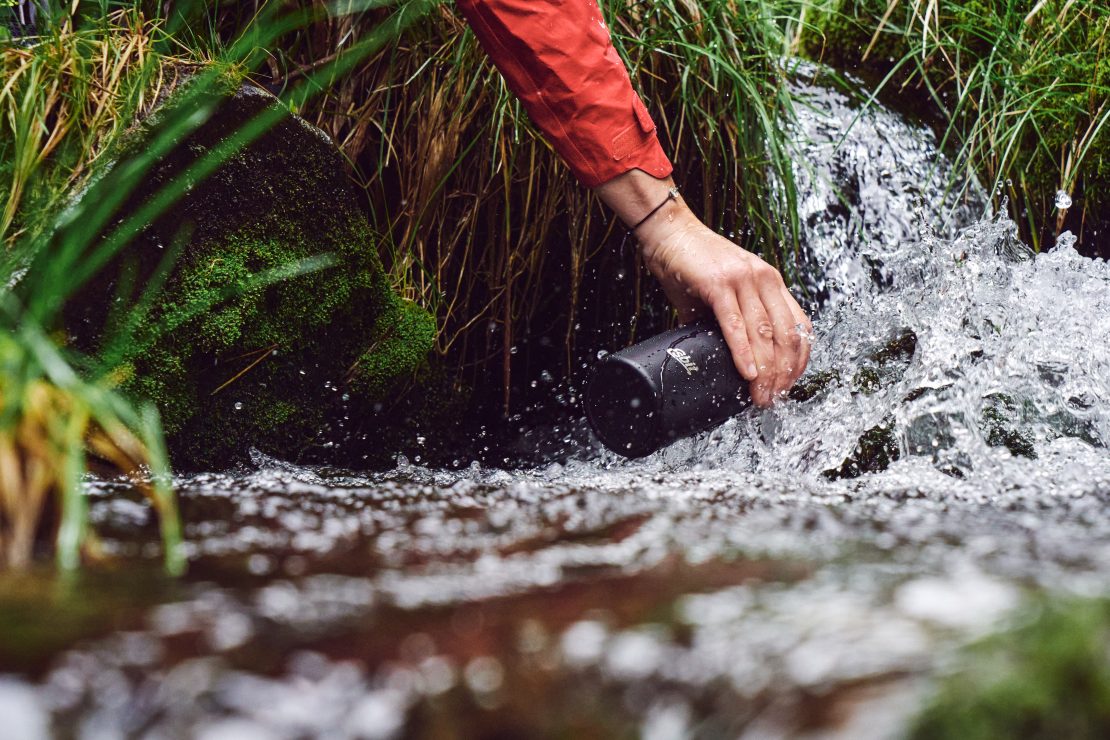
[233,402,243,411]
[464,656,503,695]
[1055,190,1072,209]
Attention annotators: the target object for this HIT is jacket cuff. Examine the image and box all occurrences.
[577,95,673,188]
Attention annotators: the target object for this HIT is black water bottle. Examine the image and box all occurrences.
[584,321,751,457]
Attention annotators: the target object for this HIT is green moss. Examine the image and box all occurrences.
[911,599,1110,740]
[125,348,195,435]
[157,221,368,355]
[252,399,299,433]
[349,298,437,398]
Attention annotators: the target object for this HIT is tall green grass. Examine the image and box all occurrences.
[804,0,1110,253]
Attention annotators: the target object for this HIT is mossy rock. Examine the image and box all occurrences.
[70,74,441,468]
[798,329,914,479]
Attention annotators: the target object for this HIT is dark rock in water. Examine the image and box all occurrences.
[787,328,913,480]
[795,328,1041,479]
[70,73,443,468]
[980,395,1037,460]
[824,418,900,480]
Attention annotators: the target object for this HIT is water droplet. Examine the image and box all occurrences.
[234,402,243,410]
[1055,190,1072,209]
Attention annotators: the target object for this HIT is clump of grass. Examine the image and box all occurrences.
[910,597,1110,739]
[0,328,182,572]
[0,6,178,248]
[803,0,1110,254]
[0,6,190,572]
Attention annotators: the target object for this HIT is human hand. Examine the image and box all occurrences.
[634,202,812,407]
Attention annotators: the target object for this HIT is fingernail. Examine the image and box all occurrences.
[745,363,758,378]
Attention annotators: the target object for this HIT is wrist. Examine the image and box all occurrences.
[633,197,697,256]
[592,168,698,253]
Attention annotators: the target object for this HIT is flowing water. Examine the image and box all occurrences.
[3,70,1109,739]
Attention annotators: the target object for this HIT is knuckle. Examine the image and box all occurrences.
[728,262,754,284]
[753,262,779,282]
[728,333,752,355]
[756,320,775,340]
[723,314,748,336]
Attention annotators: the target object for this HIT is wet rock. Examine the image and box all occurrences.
[802,328,1042,479]
[800,328,913,479]
[980,395,1037,460]
[824,418,900,480]
[70,72,442,468]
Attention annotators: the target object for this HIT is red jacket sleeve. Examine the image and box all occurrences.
[454,0,673,188]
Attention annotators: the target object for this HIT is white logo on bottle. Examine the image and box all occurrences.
[666,347,699,375]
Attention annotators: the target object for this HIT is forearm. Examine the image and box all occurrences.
[455,0,672,188]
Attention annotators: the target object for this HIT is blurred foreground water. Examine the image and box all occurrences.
[2,68,1109,739]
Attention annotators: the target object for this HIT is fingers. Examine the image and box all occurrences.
[749,281,799,401]
[709,262,812,408]
[733,278,778,407]
[708,289,759,389]
[782,286,813,384]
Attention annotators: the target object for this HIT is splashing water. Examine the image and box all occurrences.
[3,70,1110,739]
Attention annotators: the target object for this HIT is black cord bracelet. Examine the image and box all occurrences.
[629,186,680,235]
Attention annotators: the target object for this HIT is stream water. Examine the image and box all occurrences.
[2,69,1109,739]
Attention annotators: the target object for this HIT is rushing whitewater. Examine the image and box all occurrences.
[3,69,1109,739]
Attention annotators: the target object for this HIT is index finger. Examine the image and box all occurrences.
[707,289,757,382]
